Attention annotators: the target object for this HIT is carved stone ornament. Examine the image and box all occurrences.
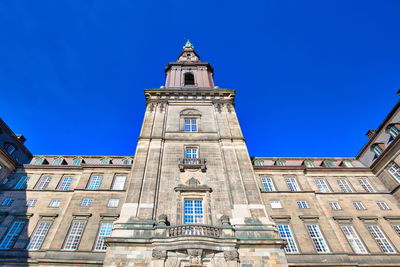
[148,103,155,112]
[216,103,223,113]
[157,214,168,226]
[187,249,203,265]
[152,249,167,260]
[187,177,201,186]
[220,215,231,225]
[224,250,239,262]
[159,103,165,112]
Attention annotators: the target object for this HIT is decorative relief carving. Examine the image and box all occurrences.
[152,249,167,260]
[224,250,239,261]
[220,215,231,226]
[159,103,165,112]
[157,214,168,226]
[148,103,155,112]
[187,249,203,265]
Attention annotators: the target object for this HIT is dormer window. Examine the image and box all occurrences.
[371,143,384,156]
[386,124,400,138]
[184,72,195,86]
[72,157,83,166]
[5,143,16,155]
[53,158,63,165]
[304,160,315,167]
[122,158,132,165]
[33,157,45,165]
[100,158,111,164]
[275,160,286,166]
[342,160,353,167]
[254,159,264,166]
[323,160,335,168]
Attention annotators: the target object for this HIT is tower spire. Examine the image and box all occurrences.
[183,39,194,49]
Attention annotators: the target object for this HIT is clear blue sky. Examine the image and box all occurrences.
[1,1,400,157]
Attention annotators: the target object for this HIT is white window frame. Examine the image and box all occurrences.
[377,202,390,210]
[277,224,299,253]
[343,160,353,167]
[261,177,276,191]
[297,201,309,209]
[183,199,204,224]
[0,221,26,249]
[367,225,396,253]
[337,179,353,193]
[81,198,93,207]
[49,199,61,208]
[107,199,119,208]
[304,160,315,167]
[329,202,342,210]
[63,220,86,250]
[393,224,400,236]
[372,144,384,156]
[270,200,282,209]
[340,225,368,254]
[111,175,126,190]
[314,179,330,192]
[388,162,400,183]
[13,176,29,190]
[184,147,198,159]
[26,221,52,250]
[52,158,63,165]
[353,201,366,210]
[184,118,198,132]
[306,224,330,253]
[72,158,82,166]
[25,199,37,207]
[58,176,73,191]
[87,175,103,190]
[35,176,51,190]
[94,222,113,251]
[358,178,375,193]
[285,178,300,191]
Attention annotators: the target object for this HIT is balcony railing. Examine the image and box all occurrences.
[178,158,206,172]
[168,224,221,237]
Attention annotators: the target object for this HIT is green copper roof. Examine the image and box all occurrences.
[183,40,194,49]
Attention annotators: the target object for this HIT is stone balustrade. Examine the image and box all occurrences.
[178,158,206,172]
[168,224,221,237]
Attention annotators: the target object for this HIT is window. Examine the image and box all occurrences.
[270,201,282,209]
[304,160,315,167]
[72,158,82,166]
[388,162,400,183]
[122,158,132,165]
[340,225,368,254]
[183,200,203,224]
[277,224,298,253]
[0,221,26,249]
[112,175,126,190]
[184,119,198,132]
[49,199,60,208]
[329,202,342,210]
[314,179,330,192]
[276,160,286,166]
[387,124,400,138]
[1,177,8,185]
[63,221,86,250]
[81,198,93,207]
[254,159,264,166]
[34,157,44,165]
[353,201,366,210]
[94,222,113,251]
[337,179,353,193]
[393,225,400,236]
[371,144,384,156]
[358,178,375,193]
[100,158,110,164]
[184,72,195,85]
[306,224,330,252]
[87,175,103,189]
[1,198,13,206]
[107,199,119,207]
[261,177,275,191]
[367,225,396,253]
[26,221,52,250]
[52,158,63,165]
[35,176,51,190]
[25,199,37,207]
[184,147,198,159]
[297,201,309,209]
[343,160,353,167]
[324,160,335,168]
[377,202,390,210]
[285,178,300,191]
[58,176,73,191]
[5,144,16,155]
[13,176,29,189]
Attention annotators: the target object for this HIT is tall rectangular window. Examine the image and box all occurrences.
[270,201,282,209]
[107,199,119,207]
[0,221,26,249]
[81,198,93,207]
[63,221,86,250]
[25,199,37,207]
[94,222,113,251]
[87,175,103,190]
[297,201,309,209]
[358,178,375,193]
[393,225,400,236]
[314,179,330,192]
[13,176,29,189]
[184,119,198,132]
[285,178,300,191]
[58,176,73,191]
[183,200,203,224]
[388,162,400,183]
[340,225,368,254]
[306,224,330,253]
[337,179,353,193]
[277,224,298,253]
[184,147,198,159]
[353,201,366,210]
[26,221,52,250]
[367,225,396,253]
[35,176,51,190]
[261,177,275,191]
[329,202,342,210]
[49,199,61,208]
[111,175,126,190]
[1,198,14,206]
[377,202,390,210]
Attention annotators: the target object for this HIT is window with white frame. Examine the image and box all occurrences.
[34,157,44,165]
[72,158,82,166]
[285,178,300,191]
[329,202,342,210]
[276,160,286,166]
[353,201,366,210]
[94,222,113,251]
[35,176,51,190]
[49,199,60,208]
[63,221,86,250]
[13,176,29,189]
[184,147,198,159]
[388,162,400,183]
[58,176,73,191]
[337,179,353,193]
[0,221,26,249]
[87,175,103,189]
[324,160,335,167]
[304,160,315,167]
[26,221,52,250]
[340,225,368,254]
[81,198,93,207]
[314,179,330,192]
[297,201,309,209]
[1,198,13,206]
[372,144,384,156]
[184,118,198,132]
[306,224,330,252]
[358,178,375,193]
[270,200,282,209]
[277,224,298,253]
[261,177,276,191]
[183,200,204,224]
[100,158,110,164]
[112,175,126,190]
[25,199,37,207]
[52,158,63,165]
[122,158,132,165]
[393,224,400,236]
[343,160,353,167]
[387,124,400,138]
[107,199,119,207]
[367,225,396,253]
[254,159,264,166]
[377,202,390,210]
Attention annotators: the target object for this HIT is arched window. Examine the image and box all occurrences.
[122,158,132,165]
[184,72,195,86]
[5,143,16,155]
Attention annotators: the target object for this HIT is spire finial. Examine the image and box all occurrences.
[183,39,194,49]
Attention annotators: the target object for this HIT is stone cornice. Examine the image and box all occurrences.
[144,88,235,101]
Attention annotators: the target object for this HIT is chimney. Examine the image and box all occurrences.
[366,130,376,139]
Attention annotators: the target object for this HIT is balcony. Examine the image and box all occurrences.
[168,224,221,238]
[179,158,206,172]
